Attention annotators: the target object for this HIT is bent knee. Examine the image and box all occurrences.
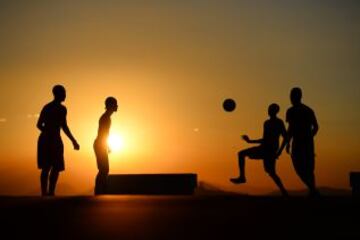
[238,150,247,158]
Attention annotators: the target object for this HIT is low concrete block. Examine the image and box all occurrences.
[350,172,360,196]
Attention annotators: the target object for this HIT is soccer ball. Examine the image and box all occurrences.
[223,98,236,112]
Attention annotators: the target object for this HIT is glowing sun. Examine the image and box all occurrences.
[107,134,124,152]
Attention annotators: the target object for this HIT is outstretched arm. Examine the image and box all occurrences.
[277,124,289,158]
[285,126,293,154]
[62,118,80,150]
[242,135,263,144]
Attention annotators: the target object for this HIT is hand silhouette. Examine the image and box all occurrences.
[242,135,250,143]
[73,141,80,150]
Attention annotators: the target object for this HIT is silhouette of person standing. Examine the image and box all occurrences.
[37,85,80,196]
[94,97,118,195]
[278,87,319,197]
[230,104,288,196]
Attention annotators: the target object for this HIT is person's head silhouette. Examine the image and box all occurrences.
[52,85,66,103]
[105,97,118,112]
[290,87,302,106]
[268,103,280,118]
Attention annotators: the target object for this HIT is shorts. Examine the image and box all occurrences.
[37,133,64,171]
[239,146,277,173]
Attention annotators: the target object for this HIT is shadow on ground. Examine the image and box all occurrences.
[0,194,358,239]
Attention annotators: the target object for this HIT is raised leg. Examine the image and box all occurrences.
[230,150,247,184]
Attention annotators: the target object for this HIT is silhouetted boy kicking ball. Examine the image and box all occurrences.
[230,103,288,196]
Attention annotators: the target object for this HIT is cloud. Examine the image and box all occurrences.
[0,118,7,123]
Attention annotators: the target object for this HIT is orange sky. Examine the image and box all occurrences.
[0,1,359,195]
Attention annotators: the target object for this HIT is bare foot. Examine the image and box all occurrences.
[230,177,246,184]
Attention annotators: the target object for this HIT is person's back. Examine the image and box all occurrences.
[40,101,66,137]
[286,103,316,141]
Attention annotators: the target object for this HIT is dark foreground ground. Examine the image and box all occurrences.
[0,195,359,239]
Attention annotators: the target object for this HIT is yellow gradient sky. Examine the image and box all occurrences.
[0,1,359,195]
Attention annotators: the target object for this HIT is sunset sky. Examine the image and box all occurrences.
[0,0,359,195]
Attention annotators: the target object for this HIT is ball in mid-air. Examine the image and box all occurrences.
[223,98,236,112]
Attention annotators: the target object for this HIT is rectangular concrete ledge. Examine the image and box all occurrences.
[350,172,360,196]
[105,173,198,195]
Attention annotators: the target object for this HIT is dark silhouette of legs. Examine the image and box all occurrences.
[299,171,318,196]
[231,148,289,196]
[49,169,59,196]
[292,156,319,197]
[264,159,288,196]
[95,168,109,195]
[230,150,247,183]
[237,150,246,181]
[269,172,288,196]
[40,167,60,196]
[94,143,109,195]
[230,147,263,184]
[40,169,50,196]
